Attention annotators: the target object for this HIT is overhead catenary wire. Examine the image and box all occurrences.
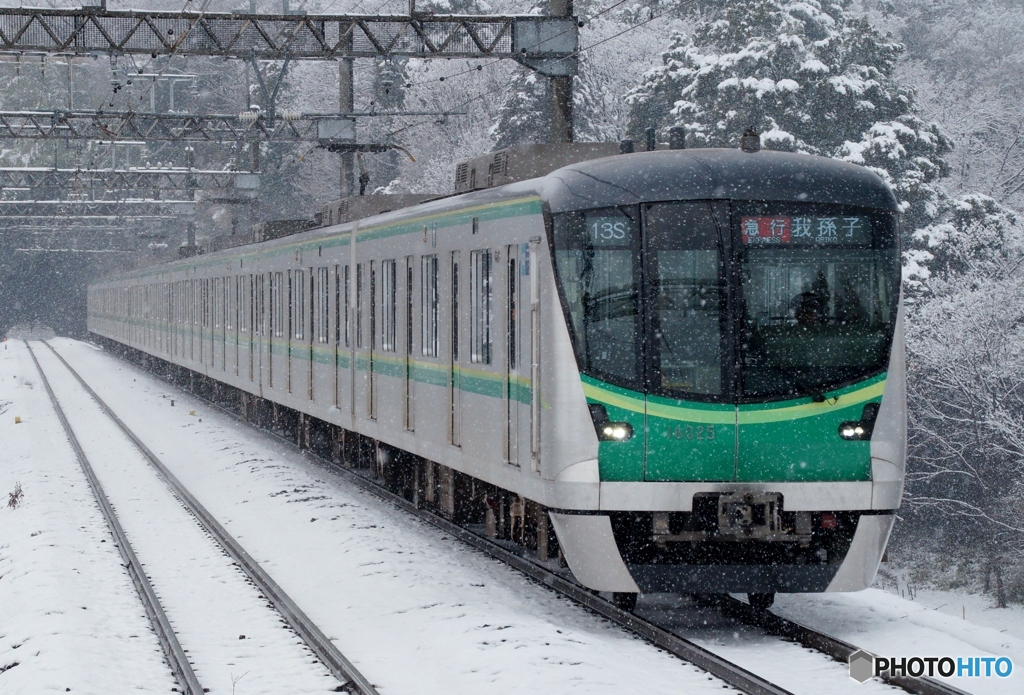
[398,0,635,91]
[386,0,695,139]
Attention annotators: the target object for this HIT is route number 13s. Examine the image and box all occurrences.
[590,219,629,243]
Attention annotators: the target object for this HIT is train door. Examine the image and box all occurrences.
[368,260,377,419]
[201,278,207,368]
[333,265,341,408]
[268,272,277,389]
[528,238,540,470]
[404,256,415,431]
[222,276,228,372]
[287,269,294,394]
[247,274,255,383]
[188,278,194,362]
[642,201,736,482]
[450,251,461,445]
[311,267,321,402]
[336,264,355,420]
[233,275,240,376]
[212,277,220,371]
[354,262,366,419]
[257,272,267,396]
[505,245,521,465]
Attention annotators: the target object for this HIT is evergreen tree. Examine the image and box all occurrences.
[489,67,551,150]
[625,0,951,237]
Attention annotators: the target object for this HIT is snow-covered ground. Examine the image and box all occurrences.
[772,589,1024,694]
[4,335,1023,694]
[0,341,175,693]
[3,338,733,694]
[29,344,340,694]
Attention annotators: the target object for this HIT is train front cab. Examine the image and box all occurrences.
[541,150,905,599]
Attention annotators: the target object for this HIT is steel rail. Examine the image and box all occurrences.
[129,361,791,695]
[24,341,204,695]
[312,455,972,695]
[310,456,794,695]
[98,341,972,695]
[42,341,379,695]
[719,597,970,695]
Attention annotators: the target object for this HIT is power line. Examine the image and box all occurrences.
[387,0,692,139]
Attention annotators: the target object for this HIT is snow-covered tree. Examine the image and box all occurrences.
[626,0,951,236]
[905,194,1024,286]
[905,247,1024,606]
[490,68,551,149]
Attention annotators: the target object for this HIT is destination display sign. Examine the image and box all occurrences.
[741,215,872,246]
[587,214,635,246]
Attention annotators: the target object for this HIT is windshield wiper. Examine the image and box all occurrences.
[745,342,830,403]
[761,361,827,403]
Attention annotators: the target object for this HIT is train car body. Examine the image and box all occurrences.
[89,148,905,601]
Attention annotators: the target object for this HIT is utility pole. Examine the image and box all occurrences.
[339,43,354,197]
[549,0,575,143]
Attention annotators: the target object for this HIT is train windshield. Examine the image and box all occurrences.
[551,207,643,389]
[551,201,899,401]
[736,203,899,400]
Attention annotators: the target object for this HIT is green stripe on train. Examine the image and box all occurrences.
[96,317,531,404]
[582,373,883,483]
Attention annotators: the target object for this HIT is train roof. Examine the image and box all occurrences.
[92,148,898,285]
[533,148,899,214]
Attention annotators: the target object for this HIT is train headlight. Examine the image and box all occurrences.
[601,423,633,441]
[839,424,866,439]
[589,403,634,441]
[838,402,881,441]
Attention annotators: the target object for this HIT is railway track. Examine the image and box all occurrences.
[28,340,378,695]
[78,339,971,695]
[306,457,971,695]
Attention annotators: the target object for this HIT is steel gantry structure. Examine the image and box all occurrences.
[0,7,576,70]
[0,109,467,144]
[0,6,578,255]
[0,166,259,194]
[0,6,578,139]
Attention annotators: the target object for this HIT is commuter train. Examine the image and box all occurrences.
[88,144,906,610]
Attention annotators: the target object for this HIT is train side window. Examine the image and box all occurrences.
[344,265,351,347]
[214,278,221,329]
[356,263,364,348]
[334,266,341,346]
[369,261,377,350]
[294,269,305,341]
[421,254,439,357]
[269,273,276,337]
[278,270,286,337]
[382,260,397,352]
[451,251,459,362]
[470,249,493,364]
[508,252,516,370]
[406,257,414,357]
[316,267,328,343]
